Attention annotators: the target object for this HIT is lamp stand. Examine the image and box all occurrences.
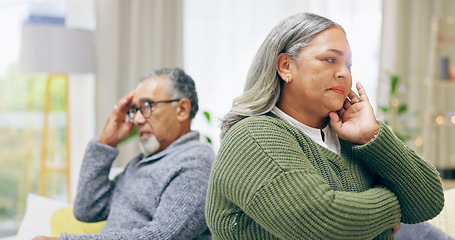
[38,74,71,203]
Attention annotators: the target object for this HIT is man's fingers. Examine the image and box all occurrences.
[115,91,135,113]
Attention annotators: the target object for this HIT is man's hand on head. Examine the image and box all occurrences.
[99,91,135,147]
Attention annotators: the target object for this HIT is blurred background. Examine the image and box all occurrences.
[0,0,454,237]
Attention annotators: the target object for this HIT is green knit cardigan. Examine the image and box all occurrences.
[206,113,444,240]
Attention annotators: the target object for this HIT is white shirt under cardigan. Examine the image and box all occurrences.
[272,106,341,155]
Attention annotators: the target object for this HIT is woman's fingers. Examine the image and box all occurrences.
[338,107,346,117]
[346,82,370,105]
[347,89,360,104]
[343,98,352,109]
[356,82,370,102]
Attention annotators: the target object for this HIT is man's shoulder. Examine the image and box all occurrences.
[169,136,215,163]
[179,136,214,153]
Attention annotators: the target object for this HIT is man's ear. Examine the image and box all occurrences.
[176,98,191,121]
[277,53,293,83]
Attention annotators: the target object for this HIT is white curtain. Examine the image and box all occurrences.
[379,0,455,171]
[378,0,435,140]
[95,0,183,167]
[184,0,383,151]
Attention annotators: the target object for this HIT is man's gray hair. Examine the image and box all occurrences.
[140,68,199,119]
[220,12,345,139]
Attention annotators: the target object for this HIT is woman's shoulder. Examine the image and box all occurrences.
[219,113,316,175]
[224,113,303,148]
[233,113,295,133]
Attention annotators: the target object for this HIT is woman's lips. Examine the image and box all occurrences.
[329,86,345,95]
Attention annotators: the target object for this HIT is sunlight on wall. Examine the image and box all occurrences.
[0,5,25,75]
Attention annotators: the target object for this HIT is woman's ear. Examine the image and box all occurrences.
[176,98,191,122]
[276,53,293,83]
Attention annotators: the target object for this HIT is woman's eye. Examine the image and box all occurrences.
[347,63,352,70]
[326,58,336,63]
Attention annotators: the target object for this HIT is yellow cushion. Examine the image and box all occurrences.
[50,206,106,237]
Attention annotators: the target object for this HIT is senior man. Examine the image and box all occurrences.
[34,68,215,240]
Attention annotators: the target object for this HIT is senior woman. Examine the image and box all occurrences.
[205,13,444,239]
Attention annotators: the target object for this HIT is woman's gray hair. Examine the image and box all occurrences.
[140,68,199,119]
[220,12,345,139]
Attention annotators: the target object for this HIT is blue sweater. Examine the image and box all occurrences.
[62,131,215,240]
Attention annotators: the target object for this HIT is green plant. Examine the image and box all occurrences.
[202,111,212,144]
[378,72,416,142]
[120,128,138,145]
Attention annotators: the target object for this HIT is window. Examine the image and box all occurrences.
[0,0,95,236]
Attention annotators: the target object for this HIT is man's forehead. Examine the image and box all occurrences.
[133,76,170,103]
[137,75,166,88]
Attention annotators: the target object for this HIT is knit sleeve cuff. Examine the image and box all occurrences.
[351,122,444,223]
[83,138,119,167]
[351,121,406,170]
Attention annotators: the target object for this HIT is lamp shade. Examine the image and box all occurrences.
[19,24,94,74]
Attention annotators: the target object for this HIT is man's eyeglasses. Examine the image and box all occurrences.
[127,98,181,121]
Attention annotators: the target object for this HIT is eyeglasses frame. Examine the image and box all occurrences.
[127,98,182,121]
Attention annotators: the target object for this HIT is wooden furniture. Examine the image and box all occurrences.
[38,74,71,203]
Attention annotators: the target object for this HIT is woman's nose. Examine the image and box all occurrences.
[336,65,351,79]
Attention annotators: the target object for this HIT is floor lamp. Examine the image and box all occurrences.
[19,23,94,203]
